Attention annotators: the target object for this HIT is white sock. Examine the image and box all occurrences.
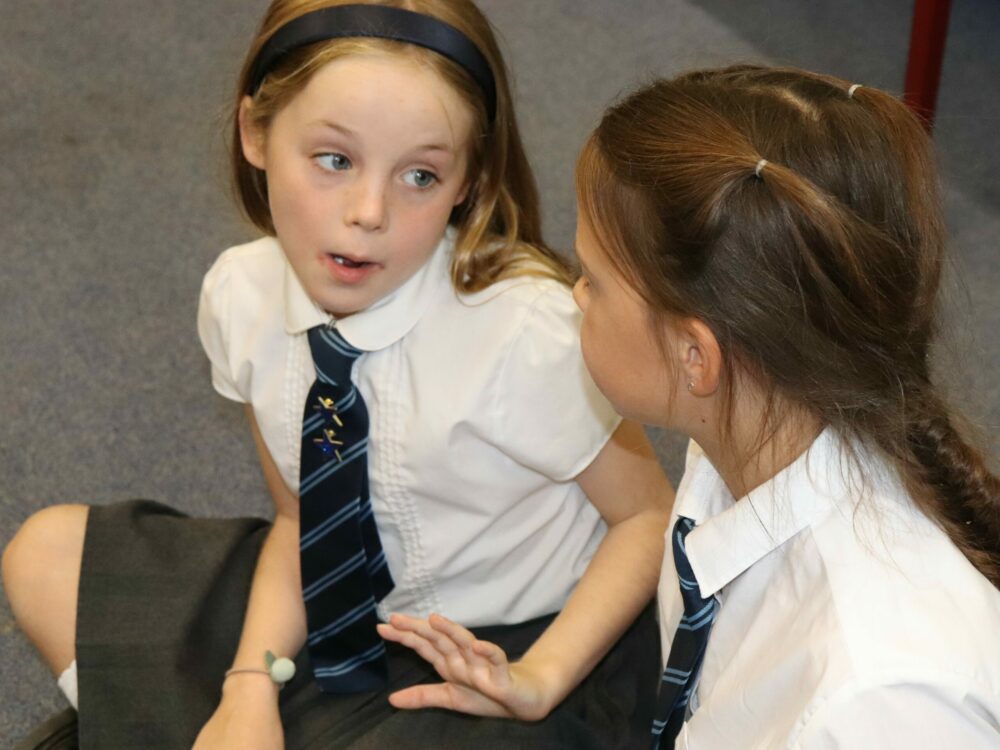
[57,660,78,710]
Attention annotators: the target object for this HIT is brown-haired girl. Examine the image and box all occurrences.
[2,2,669,747]
[568,66,1000,748]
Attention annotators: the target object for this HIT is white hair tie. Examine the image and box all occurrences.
[754,158,768,178]
[847,83,862,98]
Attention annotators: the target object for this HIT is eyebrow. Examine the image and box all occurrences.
[307,120,456,155]
[308,120,356,137]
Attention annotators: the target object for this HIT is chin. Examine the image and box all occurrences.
[311,284,373,317]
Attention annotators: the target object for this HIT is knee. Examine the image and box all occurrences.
[2,504,88,605]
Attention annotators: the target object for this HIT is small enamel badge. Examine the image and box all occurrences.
[314,395,344,426]
[313,428,345,462]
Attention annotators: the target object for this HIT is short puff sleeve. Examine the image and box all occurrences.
[491,286,621,481]
[196,253,248,403]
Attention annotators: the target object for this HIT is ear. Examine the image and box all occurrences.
[453,175,473,207]
[676,318,722,397]
[239,96,267,170]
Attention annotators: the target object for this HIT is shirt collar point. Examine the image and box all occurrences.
[679,427,842,595]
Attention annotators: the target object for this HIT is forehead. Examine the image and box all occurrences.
[280,52,474,150]
[574,205,610,267]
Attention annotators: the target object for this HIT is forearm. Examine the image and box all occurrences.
[233,406,309,675]
[221,511,306,704]
[231,511,307,671]
[518,420,672,713]
[194,410,305,747]
[518,506,667,711]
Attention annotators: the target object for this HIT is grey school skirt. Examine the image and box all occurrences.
[52,500,659,749]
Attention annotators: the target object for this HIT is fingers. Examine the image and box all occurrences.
[382,613,481,663]
[388,682,513,719]
[376,622,446,671]
[377,614,536,720]
[427,613,477,653]
[378,613,511,689]
[424,613,509,669]
[387,682,458,711]
[470,638,509,668]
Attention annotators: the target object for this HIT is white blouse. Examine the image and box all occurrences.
[197,230,620,626]
[659,428,1000,748]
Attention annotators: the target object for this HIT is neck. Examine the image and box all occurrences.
[684,385,824,500]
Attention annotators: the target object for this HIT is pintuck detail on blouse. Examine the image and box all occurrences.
[197,231,619,626]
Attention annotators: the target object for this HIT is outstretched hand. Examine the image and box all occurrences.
[376,613,554,721]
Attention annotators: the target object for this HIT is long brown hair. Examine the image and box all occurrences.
[577,65,1000,586]
[231,0,572,291]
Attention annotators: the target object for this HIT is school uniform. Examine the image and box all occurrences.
[46,230,659,750]
[659,428,1000,749]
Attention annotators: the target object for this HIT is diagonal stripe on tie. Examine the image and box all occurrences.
[307,597,378,646]
[314,641,387,679]
[302,549,368,601]
[650,516,719,749]
[300,497,361,551]
[300,439,368,496]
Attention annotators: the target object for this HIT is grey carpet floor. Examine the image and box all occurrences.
[2,0,997,743]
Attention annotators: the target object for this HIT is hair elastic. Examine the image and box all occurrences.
[247,4,497,121]
[847,83,862,99]
[225,650,296,688]
[754,158,768,178]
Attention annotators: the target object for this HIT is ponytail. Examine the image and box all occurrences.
[577,65,1000,586]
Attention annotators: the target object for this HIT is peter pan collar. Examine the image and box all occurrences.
[677,427,845,598]
[283,227,456,350]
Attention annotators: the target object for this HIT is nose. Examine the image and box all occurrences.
[343,175,388,232]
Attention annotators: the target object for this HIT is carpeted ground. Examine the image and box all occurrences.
[2,0,997,743]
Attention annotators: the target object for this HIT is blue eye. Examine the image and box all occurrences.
[316,153,352,172]
[403,169,437,188]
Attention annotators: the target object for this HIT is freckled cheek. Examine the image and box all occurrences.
[578,318,613,393]
[272,182,323,232]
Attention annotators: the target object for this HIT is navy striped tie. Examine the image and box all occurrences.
[651,516,719,748]
[299,324,394,693]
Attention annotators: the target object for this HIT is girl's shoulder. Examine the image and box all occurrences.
[200,236,287,324]
[439,270,579,358]
[417,270,617,480]
[455,244,576,318]
[203,236,284,291]
[804,441,1000,686]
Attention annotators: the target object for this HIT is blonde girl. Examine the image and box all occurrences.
[2,2,670,748]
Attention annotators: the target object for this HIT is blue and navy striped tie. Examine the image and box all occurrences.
[651,516,719,748]
[299,324,394,693]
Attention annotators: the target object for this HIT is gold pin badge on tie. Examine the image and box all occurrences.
[314,396,345,427]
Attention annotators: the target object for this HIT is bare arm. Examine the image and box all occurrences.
[378,419,672,719]
[193,405,307,749]
[516,419,671,709]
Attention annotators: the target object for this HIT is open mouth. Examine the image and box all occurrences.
[330,254,372,269]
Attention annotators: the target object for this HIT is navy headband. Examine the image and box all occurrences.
[247,4,497,121]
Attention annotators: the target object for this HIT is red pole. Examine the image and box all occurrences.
[903,0,954,131]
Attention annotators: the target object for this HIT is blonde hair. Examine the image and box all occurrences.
[231,0,572,291]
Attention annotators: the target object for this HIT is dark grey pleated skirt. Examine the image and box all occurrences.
[64,500,659,749]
